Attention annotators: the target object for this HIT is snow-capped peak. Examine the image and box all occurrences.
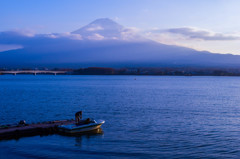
[72,18,142,41]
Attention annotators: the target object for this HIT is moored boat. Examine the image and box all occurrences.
[58,119,105,134]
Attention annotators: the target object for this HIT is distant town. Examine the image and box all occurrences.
[2,67,240,76]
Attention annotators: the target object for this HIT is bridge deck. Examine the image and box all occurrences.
[0,70,67,75]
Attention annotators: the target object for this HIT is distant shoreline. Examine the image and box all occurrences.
[2,67,240,76]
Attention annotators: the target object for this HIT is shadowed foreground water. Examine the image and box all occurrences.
[1,75,240,158]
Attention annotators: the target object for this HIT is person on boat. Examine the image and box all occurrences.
[75,111,82,124]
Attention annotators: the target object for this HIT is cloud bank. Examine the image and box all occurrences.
[143,27,240,54]
[45,32,82,40]
[2,25,240,54]
[148,27,240,41]
[165,27,240,41]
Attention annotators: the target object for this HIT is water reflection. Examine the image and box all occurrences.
[58,128,103,137]
[58,128,104,147]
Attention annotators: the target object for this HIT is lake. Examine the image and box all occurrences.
[1,75,240,158]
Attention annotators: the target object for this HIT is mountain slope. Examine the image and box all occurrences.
[72,18,144,41]
[1,18,240,68]
[72,18,124,39]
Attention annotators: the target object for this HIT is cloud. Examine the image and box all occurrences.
[143,27,240,54]
[10,29,36,37]
[0,30,83,41]
[121,29,137,40]
[120,27,145,41]
[125,27,141,33]
[87,33,104,40]
[86,26,104,31]
[45,32,82,40]
[160,27,240,41]
[144,31,184,45]
[1,30,36,40]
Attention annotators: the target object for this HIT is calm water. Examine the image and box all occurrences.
[1,75,240,159]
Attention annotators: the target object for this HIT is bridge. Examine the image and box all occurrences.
[0,70,68,75]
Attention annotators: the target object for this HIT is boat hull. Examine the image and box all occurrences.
[58,119,105,134]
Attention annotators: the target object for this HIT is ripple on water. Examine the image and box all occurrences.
[1,75,240,158]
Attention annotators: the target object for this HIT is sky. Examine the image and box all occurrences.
[1,0,240,54]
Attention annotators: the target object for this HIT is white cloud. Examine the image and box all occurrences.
[87,33,104,40]
[86,26,104,31]
[152,27,240,41]
[45,32,82,40]
[45,34,58,39]
[112,37,118,40]
[60,32,82,40]
[120,27,145,41]
[11,29,36,37]
[143,27,240,54]
[121,29,136,40]
[126,27,141,33]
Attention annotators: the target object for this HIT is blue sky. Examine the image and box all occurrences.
[1,0,240,54]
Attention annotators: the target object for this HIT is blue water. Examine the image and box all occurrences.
[1,75,240,158]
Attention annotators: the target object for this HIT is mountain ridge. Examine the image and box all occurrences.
[1,18,240,68]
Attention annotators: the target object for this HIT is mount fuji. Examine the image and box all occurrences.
[71,18,141,41]
[1,18,240,68]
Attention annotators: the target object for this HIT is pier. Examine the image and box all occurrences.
[0,119,75,140]
[0,70,68,75]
